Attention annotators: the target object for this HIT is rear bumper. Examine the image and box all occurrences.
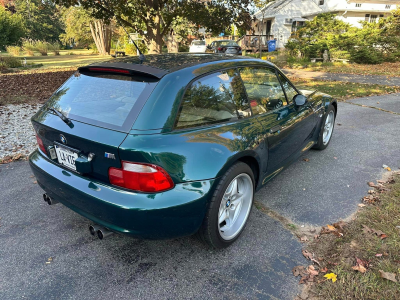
[29,150,215,239]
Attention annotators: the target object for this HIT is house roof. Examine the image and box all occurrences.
[254,0,293,19]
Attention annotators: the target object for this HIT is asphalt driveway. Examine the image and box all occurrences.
[1,95,399,300]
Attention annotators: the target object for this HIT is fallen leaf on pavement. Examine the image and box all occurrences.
[368,182,376,187]
[379,270,397,283]
[308,265,319,276]
[292,265,308,277]
[303,158,309,162]
[300,236,308,242]
[324,273,337,283]
[302,249,313,260]
[358,204,366,207]
[327,224,336,231]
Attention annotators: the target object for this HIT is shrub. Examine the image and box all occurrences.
[350,46,383,64]
[124,42,147,55]
[67,51,75,55]
[330,50,351,60]
[22,40,36,56]
[34,41,48,56]
[0,56,23,68]
[48,42,60,55]
[5,46,21,56]
[89,43,98,54]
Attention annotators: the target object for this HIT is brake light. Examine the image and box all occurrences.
[109,162,174,192]
[218,47,222,51]
[88,67,130,74]
[36,134,46,153]
[238,47,242,51]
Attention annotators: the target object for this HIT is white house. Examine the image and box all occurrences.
[252,0,400,49]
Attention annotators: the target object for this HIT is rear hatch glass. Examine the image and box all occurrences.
[41,72,157,132]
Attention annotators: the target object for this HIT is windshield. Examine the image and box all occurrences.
[42,72,155,131]
[192,41,206,46]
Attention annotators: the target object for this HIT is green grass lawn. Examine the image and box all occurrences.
[2,49,110,71]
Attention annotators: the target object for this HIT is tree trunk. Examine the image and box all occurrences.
[90,20,111,56]
[165,30,179,53]
[146,14,163,54]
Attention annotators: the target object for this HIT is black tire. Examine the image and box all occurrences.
[197,162,255,249]
[313,105,336,150]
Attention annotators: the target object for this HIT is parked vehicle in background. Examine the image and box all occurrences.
[207,40,242,55]
[189,40,207,53]
[29,53,337,249]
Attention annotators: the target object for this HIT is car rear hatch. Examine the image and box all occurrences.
[32,67,159,183]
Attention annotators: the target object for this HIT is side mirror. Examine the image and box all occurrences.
[293,94,307,106]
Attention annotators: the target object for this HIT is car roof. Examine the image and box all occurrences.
[81,53,265,79]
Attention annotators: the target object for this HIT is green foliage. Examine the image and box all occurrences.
[48,42,61,55]
[0,56,23,68]
[59,6,94,48]
[0,6,26,49]
[14,0,64,42]
[22,40,36,56]
[286,11,400,64]
[124,42,147,55]
[33,41,49,56]
[54,0,252,52]
[6,46,22,56]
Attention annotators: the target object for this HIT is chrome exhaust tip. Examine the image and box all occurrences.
[46,197,59,205]
[43,193,49,203]
[89,224,102,236]
[97,227,113,240]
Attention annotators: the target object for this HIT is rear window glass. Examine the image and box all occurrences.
[43,72,152,130]
[192,41,205,45]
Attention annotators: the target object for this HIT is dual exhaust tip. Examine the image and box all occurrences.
[43,193,58,205]
[89,224,113,240]
[42,194,112,240]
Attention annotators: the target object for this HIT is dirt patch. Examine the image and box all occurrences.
[0,69,75,105]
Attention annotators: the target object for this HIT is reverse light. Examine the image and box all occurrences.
[109,162,174,193]
[36,134,47,153]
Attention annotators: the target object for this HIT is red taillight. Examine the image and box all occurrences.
[109,162,174,193]
[218,47,222,51]
[238,47,242,51]
[36,134,46,153]
[88,67,130,74]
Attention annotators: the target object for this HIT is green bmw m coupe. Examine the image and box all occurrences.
[29,53,337,248]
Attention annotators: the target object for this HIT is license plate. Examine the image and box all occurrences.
[54,144,79,171]
[226,49,236,54]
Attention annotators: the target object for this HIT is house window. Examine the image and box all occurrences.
[385,5,391,9]
[355,3,361,8]
[370,15,377,23]
[319,0,324,5]
[365,14,370,22]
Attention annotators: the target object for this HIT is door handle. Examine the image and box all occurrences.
[270,125,282,134]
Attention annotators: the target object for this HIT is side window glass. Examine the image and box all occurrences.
[239,67,287,115]
[278,73,298,103]
[175,70,250,129]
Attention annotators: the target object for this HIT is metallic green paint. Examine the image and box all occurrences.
[29,55,337,240]
[29,150,214,239]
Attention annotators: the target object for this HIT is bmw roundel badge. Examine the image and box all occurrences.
[60,134,67,144]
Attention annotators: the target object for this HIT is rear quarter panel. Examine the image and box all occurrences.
[119,118,268,185]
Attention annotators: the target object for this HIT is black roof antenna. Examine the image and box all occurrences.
[117,19,145,63]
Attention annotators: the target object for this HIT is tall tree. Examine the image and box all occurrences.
[14,0,64,41]
[60,6,94,48]
[0,5,25,48]
[55,0,251,54]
